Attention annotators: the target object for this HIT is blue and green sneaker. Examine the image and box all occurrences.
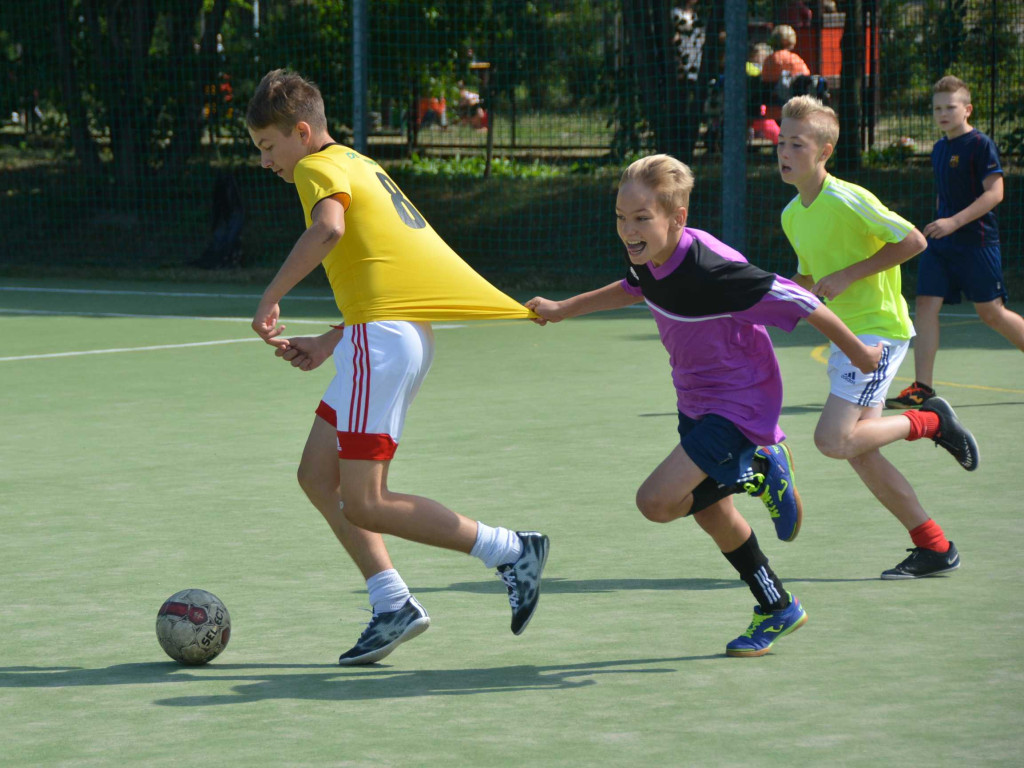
[726,593,808,657]
[746,443,803,542]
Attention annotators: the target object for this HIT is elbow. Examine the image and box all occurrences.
[907,230,928,259]
[320,224,344,246]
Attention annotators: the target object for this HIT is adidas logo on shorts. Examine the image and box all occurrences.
[841,371,857,384]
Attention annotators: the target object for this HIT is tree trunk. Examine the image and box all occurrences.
[836,0,864,172]
[622,0,687,159]
[53,0,103,176]
[160,0,222,178]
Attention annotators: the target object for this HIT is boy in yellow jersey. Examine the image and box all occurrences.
[776,95,979,579]
[246,69,548,665]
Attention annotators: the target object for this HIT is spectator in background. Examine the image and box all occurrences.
[747,43,780,145]
[780,0,813,29]
[671,1,707,157]
[760,24,810,121]
[456,81,486,129]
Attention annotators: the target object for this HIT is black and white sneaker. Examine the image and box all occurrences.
[337,596,430,666]
[880,541,961,580]
[919,397,979,471]
[497,532,550,635]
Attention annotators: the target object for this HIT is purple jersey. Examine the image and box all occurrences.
[931,129,1002,247]
[621,228,821,447]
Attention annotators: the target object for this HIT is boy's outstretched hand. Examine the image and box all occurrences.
[524,297,566,326]
[274,335,332,371]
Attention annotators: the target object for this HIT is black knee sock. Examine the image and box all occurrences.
[690,455,769,515]
[723,530,789,612]
[691,476,746,515]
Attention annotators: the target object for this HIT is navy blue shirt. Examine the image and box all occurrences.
[931,129,1002,247]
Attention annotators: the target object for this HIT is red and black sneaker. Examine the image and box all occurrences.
[885,380,935,409]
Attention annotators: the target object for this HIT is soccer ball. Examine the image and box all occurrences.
[155,589,231,665]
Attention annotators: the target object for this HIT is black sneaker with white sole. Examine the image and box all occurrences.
[919,397,979,471]
[497,531,550,635]
[338,596,430,666]
[880,541,961,580]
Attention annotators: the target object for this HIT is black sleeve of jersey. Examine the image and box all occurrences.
[625,239,777,317]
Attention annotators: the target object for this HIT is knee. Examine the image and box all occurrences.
[976,303,1003,327]
[815,430,854,460]
[296,461,325,498]
[336,494,382,531]
[635,488,677,523]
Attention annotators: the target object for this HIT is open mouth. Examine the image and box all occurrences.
[625,240,646,258]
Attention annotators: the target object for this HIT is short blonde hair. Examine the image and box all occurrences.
[246,68,328,134]
[933,75,971,105]
[782,95,839,149]
[619,154,694,214]
[770,24,798,50]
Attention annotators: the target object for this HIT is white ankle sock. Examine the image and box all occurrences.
[366,569,411,614]
[470,523,523,569]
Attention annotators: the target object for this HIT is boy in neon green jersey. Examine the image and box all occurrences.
[776,95,979,580]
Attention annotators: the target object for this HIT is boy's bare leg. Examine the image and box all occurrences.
[635,444,709,523]
[846,448,930,530]
[913,295,944,386]
[976,297,1024,352]
[693,498,751,552]
[815,398,929,531]
[298,416,395,578]
[335,448,548,638]
[814,395,912,458]
[336,458,479,553]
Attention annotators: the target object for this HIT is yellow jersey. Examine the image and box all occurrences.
[293,144,532,325]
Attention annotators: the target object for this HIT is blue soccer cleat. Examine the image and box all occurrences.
[726,593,808,657]
[746,443,803,542]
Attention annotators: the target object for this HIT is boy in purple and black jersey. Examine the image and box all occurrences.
[527,154,881,657]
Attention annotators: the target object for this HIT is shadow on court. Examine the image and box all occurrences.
[0,656,715,705]
[415,576,739,595]
[411,575,873,599]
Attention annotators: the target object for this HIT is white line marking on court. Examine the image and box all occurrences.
[0,338,263,362]
[0,309,467,362]
[0,286,334,301]
[0,308,339,324]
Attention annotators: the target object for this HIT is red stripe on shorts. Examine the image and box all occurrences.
[337,431,398,461]
[360,325,371,432]
[349,325,367,432]
[315,400,337,426]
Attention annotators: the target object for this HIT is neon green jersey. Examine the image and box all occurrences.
[293,144,531,325]
[781,175,915,339]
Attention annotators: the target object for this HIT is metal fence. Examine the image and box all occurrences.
[1,1,1022,288]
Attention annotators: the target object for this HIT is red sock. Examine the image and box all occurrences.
[910,519,949,553]
[904,409,939,441]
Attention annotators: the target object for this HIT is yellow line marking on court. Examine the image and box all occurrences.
[810,343,1024,396]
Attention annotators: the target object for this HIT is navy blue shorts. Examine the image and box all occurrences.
[677,411,758,487]
[916,238,1008,305]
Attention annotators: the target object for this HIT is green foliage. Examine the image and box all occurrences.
[864,136,920,167]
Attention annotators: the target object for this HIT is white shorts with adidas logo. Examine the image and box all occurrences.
[827,335,909,408]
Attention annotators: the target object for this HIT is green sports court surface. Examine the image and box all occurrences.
[2,278,1022,767]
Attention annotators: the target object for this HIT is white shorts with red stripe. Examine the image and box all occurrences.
[315,320,435,461]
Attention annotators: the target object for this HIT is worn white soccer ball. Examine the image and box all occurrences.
[155,589,231,665]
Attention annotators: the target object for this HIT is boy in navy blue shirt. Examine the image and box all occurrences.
[887,76,1024,408]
